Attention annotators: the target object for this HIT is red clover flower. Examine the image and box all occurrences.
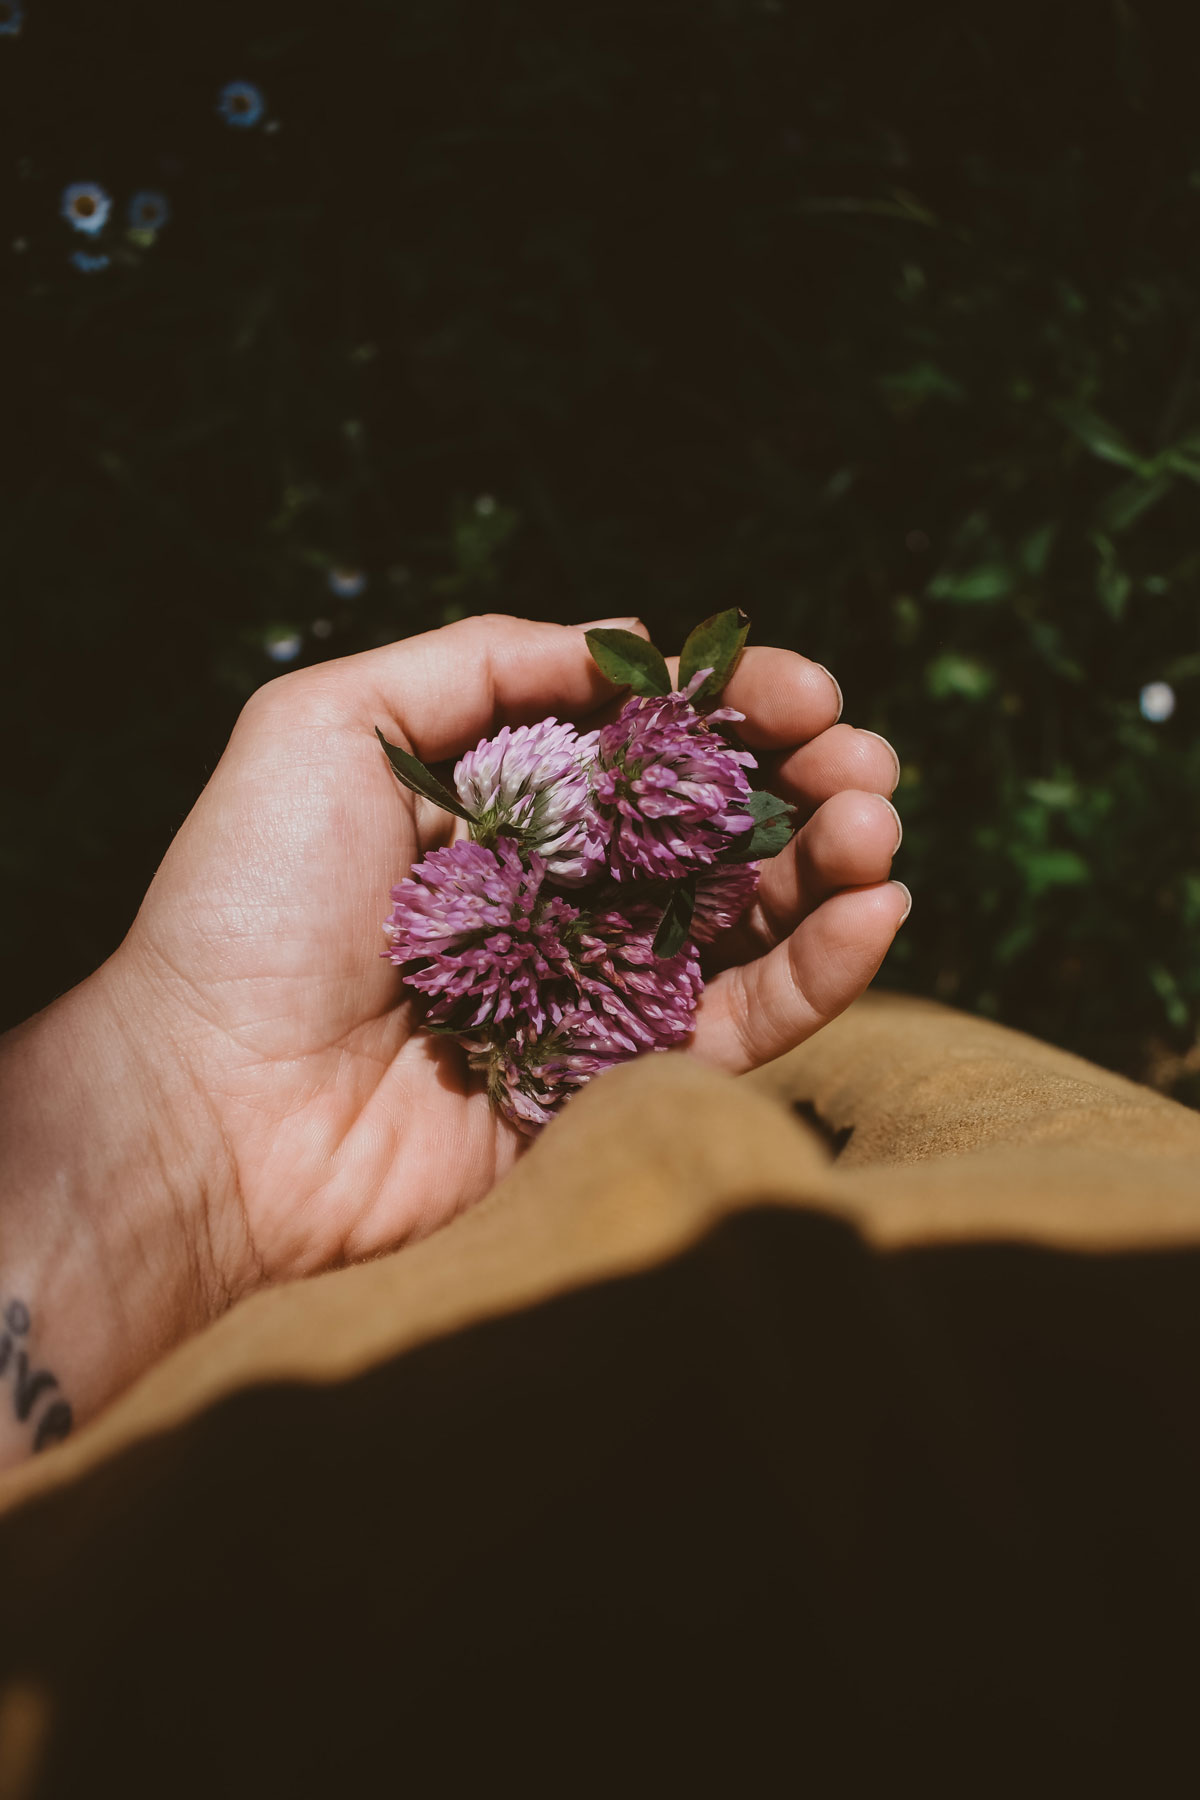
[377,610,793,1131]
[383,839,580,1036]
[594,681,756,881]
[454,717,608,885]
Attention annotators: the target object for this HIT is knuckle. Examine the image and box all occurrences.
[237,665,319,724]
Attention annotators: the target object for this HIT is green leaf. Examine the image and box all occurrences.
[1026,620,1086,683]
[677,608,751,703]
[927,563,1014,603]
[1159,450,1200,483]
[652,879,697,958]
[720,790,796,864]
[879,361,965,406]
[1097,472,1174,534]
[925,653,996,701]
[1054,402,1152,474]
[1148,962,1190,1032]
[1019,522,1058,577]
[994,921,1037,966]
[1097,564,1132,621]
[1092,535,1132,621]
[375,728,477,821]
[1025,777,1079,810]
[1017,847,1090,897]
[585,629,672,697]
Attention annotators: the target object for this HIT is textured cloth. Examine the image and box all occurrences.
[2,991,1200,1794]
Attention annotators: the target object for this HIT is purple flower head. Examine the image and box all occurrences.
[463,949,699,1132]
[454,717,608,886]
[455,892,704,1133]
[595,687,756,881]
[691,862,761,944]
[382,838,580,1034]
[462,1019,631,1133]
[573,897,703,1055]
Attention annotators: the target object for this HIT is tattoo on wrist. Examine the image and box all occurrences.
[0,1298,73,1453]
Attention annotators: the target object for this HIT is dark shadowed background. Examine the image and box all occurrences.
[4,0,1199,1102]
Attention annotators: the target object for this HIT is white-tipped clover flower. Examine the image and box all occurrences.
[454,717,609,886]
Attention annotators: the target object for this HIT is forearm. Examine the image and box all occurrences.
[0,958,222,1469]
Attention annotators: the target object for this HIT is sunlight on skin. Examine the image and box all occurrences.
[117,615,906,1298]
[0,614,907,1463]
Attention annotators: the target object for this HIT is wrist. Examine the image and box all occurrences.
[0,954,231,1466]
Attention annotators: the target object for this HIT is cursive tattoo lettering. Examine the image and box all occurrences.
[0,1295,73,1453]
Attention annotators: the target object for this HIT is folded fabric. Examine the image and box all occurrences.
[2,991,1199,1794]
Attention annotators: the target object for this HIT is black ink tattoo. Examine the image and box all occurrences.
[33,1400,73,1454]
[13,1354,57,1423]
[0,1294,73,1453]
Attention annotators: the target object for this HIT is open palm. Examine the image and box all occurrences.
[119,614,906,1302]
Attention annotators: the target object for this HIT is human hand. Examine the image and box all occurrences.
[0,613,906,1458]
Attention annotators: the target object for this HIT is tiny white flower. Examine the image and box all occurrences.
[1139,681,1175,723]
[265,629,302,663]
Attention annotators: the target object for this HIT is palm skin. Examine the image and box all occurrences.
[114,614,907,1306]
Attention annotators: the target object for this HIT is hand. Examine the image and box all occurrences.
[0,614,906,1457]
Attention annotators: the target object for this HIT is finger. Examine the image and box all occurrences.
[327,613,651,762]
[714,645,843,750]
[752,789,902,946]
[690,880,911,1073]
[764,723,901,815]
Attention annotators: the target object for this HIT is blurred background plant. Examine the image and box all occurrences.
[4,0,1199,1104]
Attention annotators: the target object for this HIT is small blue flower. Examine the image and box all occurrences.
[218,80,266,129]
[70,250,111,274]
[328,567,367,598]
[265,629,303,664]
[128,189,170,231]
[0,1,24,36]
[61,182,112,235]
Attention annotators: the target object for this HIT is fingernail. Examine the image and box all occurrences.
[812,662,843,723]
[890,880,912,927]
[573,616,642,630]
[872,794,903,853]
[860,728,901,793]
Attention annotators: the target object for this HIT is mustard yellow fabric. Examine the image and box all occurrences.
[3,992,1199,1794]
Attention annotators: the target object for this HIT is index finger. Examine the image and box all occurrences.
[340,613,650,762]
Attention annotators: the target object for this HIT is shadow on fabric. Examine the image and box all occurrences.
[1,1203,1197,1795]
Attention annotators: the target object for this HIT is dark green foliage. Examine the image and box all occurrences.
[4,2,1199,1103]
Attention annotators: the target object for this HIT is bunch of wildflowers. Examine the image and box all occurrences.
[379,611,795,1132]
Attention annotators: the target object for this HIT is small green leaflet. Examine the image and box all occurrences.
[1053,402,1154,476]
[720,789,796,864]
[652,878,697,959]
[584,629,672,697]
[677,608,751,704]
[927,563,1014,603]
[375,728,477,821]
